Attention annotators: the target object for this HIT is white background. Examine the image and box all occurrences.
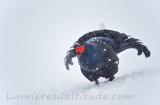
[0,0,160,105]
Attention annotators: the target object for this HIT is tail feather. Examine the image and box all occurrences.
[116,37,150,58]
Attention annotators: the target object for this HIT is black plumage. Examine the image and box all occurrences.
[64,29,150,84]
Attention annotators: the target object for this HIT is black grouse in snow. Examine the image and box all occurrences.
[64,29,150,84]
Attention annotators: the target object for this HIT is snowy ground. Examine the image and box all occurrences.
[1,68,160,105]
[0,0,160,105]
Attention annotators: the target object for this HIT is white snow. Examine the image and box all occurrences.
[52,69,160,105]
[2,69,159,105]
[0,0,160,105]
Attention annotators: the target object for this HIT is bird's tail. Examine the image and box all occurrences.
[116,37,150,58]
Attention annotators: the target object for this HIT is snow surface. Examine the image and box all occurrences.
[1,69,160,105]
[0,0,160,105]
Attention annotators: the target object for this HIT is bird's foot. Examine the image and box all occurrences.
[108,75,115,81]
[95,79,99,85]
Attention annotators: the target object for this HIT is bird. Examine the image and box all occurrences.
[64,29,151,85]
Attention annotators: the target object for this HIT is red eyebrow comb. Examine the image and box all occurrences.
[76,46,85,54]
